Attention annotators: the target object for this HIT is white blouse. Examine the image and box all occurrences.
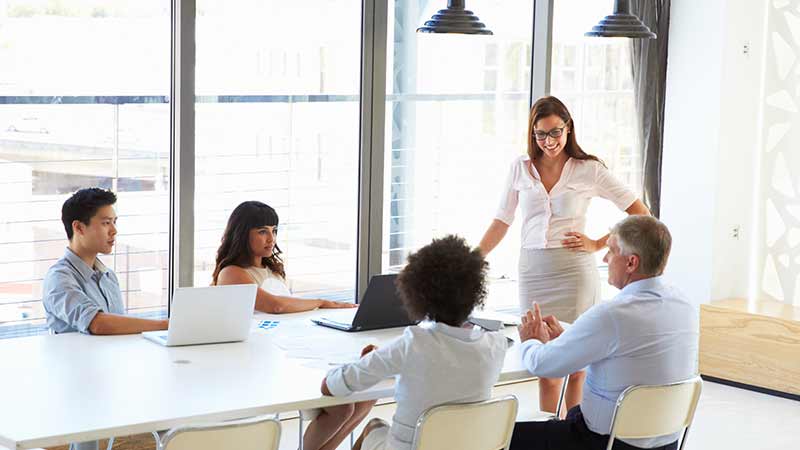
[244,266,292,296]
[496,155,636,249]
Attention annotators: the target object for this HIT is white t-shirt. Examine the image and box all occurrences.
[495,155,637,249]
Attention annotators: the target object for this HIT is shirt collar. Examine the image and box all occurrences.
[64,248,108,281]
[422,320,484,342]
[522,155,573,180]
[619,275,665,296]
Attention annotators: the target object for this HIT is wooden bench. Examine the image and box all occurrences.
[700,298,800,397]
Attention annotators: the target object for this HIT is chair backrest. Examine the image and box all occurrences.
[606,376,703,449]
[411,396,518,450]
[159,415,281,450]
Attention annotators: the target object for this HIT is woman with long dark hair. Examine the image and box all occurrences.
[478,96,650,415]
[212,201,354,313]
[213,201,371,450]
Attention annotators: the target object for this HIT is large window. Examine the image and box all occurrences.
[0,1,170,337]
[382,1,534,310]
[0,0,649,338]
[192,1,362,300]
[550,0,641,298]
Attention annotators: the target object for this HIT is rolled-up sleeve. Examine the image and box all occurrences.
[495,160,521,225]
[325,328,411,397]
[43,269,101,334]
[520,306,617,378]
[593,163,637,211]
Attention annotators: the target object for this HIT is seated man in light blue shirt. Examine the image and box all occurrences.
[511,215,698,450]
[43,188,168,335]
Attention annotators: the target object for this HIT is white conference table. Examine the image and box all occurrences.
[0,309,532,450]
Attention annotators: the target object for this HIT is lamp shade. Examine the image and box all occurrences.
[585,0,656,39]
[417,0,493,35]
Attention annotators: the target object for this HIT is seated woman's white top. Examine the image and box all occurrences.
[243,266,291,296]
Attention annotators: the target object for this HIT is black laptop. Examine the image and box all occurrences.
[311,274,416,332]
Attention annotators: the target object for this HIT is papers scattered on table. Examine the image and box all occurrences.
[274,333,374,366]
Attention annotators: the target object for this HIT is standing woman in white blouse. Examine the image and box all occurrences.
[478,96,650,414]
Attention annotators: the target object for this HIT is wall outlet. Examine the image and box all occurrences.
[732,225,742,239]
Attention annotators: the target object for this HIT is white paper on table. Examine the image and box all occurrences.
[275,334,375,363]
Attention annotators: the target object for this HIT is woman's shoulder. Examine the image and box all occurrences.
[217,264,257,284]
[511,154,529,166]
[504,154,530,178]
[569,157,603,168]
[568,157,607,178]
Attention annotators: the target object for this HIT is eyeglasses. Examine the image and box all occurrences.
[533,125,567,141]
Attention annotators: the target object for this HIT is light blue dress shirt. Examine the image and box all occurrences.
[42,248,125,334]
[520,276,699,448]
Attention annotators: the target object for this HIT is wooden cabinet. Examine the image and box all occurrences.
[700,299,800,395]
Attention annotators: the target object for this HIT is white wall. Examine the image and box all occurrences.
[661,0,769,305]
[661,0,726,305]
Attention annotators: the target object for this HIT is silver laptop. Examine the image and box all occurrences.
[143,284,257,347]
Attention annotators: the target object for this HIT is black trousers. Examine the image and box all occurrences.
[509,406,678,450]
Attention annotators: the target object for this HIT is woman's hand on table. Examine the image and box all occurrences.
[320,377,332,396]
[319,300,357,309]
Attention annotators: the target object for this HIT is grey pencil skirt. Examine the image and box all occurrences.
[518,247,599,323]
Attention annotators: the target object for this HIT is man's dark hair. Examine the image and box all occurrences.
[61,188,117,240]
[396,235,488,327]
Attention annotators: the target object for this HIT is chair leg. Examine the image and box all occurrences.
[605,432,616,450]
[105,438,114,450]
[350,430,355,449]
[151,431,162,450]
[677,427,691,450]
[298,411,304,450]
[555,374,569,418]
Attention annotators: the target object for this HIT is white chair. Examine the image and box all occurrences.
[605,376,703,450]
[158,415,281,450]
[411,395,518,450]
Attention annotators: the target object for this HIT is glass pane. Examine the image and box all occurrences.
[193,1,361,300]
[550,0,642,298]
[383,1,534,309]
[0,1,171,338]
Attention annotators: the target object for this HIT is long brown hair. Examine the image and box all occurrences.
[211,201,286,285]
[527,96,604,166]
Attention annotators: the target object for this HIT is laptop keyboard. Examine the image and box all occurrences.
[321,318,352,327]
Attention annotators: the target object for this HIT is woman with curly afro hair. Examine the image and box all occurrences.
[319,235,508,450]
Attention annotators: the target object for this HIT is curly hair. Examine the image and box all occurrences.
[396,235,488,327]
[211,201,285,285]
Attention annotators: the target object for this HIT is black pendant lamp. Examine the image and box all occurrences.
[417,0,493,35]
[585,0,656,39]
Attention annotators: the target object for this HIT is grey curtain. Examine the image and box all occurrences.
[630,0,671,217]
